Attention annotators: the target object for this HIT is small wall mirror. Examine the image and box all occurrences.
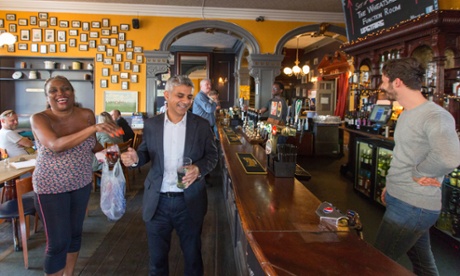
[176,52,210,79]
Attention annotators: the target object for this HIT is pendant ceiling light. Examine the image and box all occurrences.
[283,36,310,79]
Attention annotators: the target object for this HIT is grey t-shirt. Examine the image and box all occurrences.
[387,101,460,210]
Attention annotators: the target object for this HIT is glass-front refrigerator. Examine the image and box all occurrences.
[374,147,393,206]
[355,138,394,204]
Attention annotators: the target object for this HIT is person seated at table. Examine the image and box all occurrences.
[97,111,123,147]
[0,109,34,157]
[110,109,135,143]
[92,111,123,171]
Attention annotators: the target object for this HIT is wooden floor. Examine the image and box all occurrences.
[0,162,237,275]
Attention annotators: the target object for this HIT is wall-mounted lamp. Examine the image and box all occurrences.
[218,77,228,84]
[0,32,17,47]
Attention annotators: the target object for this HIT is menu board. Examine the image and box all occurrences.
[342,0,438,42]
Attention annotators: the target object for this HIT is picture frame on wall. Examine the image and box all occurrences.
[97,45,106,52]
[57,30,66,42]
[118,43,125,52]
[132,64,140,73]
[69,38,76,47]
[79,44,88,51]
[103,58,113,65]
[50,17,57,26]
[115,54,122,62]
[80,33,88,42]
[118,33,125,41]
[0,19,3,28]
[111,75,118,84]
[49,44,56,53]
[45,29,55,42]
[9,24,17,33]
[32,29,42,42]
[40,44,47,54]
[69,29,78,36]
[113,63,120,72]
[120,24,129,31]
[20,30,30,41]
[126,40,133,48]
[104,91,138,114]
[110,38,117,47]
[102,68,109,77]
[91,21,101,28]
[101,38,109,45]
[60,43,67,53]
[96,53,103,62]
[126,51,133,60]
[7,44,15,53]
[102,18,110,27]
[131,74,138,83]
[6,14,16,21]
[89,40,96,48]
[101,29,110,36]
[134,46,143,53]
[71,20,81,28]
[90,32,98,38]
[38,12,48,20]
[18,19,28,26]
[121,81,129,90]
[59,20,69,28]
[120,72,129,79]
[18,43,28,50]
[101,79,108,88]
[39,21,48,28]
[124,61,131,70]
[111,25,118,34]
[82,22,89,31]
[136,55,143,64]
[106,48,113,57]
[31,43,38,52]
[30,16,37,25]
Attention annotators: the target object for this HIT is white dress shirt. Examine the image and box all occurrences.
[161,112,187,193]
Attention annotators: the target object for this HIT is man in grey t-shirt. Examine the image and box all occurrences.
[374,58,460,275]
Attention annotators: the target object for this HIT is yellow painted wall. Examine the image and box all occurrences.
[0,10,320,113]
[1,3,458,113]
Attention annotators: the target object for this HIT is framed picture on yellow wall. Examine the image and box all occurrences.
[102,19,110,28]
[32,29,42,42]
[82,22,89,31]
[30,16,37,26]
[45,29,54,42]
[50,17,57,26]
[104,91,138,114]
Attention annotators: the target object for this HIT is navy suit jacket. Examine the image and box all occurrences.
[135,112,218,224]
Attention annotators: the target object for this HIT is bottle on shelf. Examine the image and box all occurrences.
[452,70,460,97]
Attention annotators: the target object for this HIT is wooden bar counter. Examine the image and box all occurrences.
[217,125,412,275]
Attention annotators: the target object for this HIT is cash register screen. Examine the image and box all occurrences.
[369,104,392,125]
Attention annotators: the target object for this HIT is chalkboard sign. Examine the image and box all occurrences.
[342,0,438,42]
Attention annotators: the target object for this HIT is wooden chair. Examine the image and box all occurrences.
[93,139,132,192]
[0,176,39,269]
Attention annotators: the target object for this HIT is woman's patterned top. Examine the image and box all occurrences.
[33,136,96,194]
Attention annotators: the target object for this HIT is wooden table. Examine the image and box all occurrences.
[0,154,36,184]
[0,154,36,251]
[217,125,413,275]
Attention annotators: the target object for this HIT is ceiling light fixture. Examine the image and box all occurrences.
[283,36,310,79]
[0,32,17,47]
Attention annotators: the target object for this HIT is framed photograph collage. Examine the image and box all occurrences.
[0,12,143,90]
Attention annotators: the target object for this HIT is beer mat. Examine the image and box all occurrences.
[236,153,267,174]
[223,127,242,145]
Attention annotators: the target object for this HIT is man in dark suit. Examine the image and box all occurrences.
[110,109,135,142]
[121,75,218,275]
